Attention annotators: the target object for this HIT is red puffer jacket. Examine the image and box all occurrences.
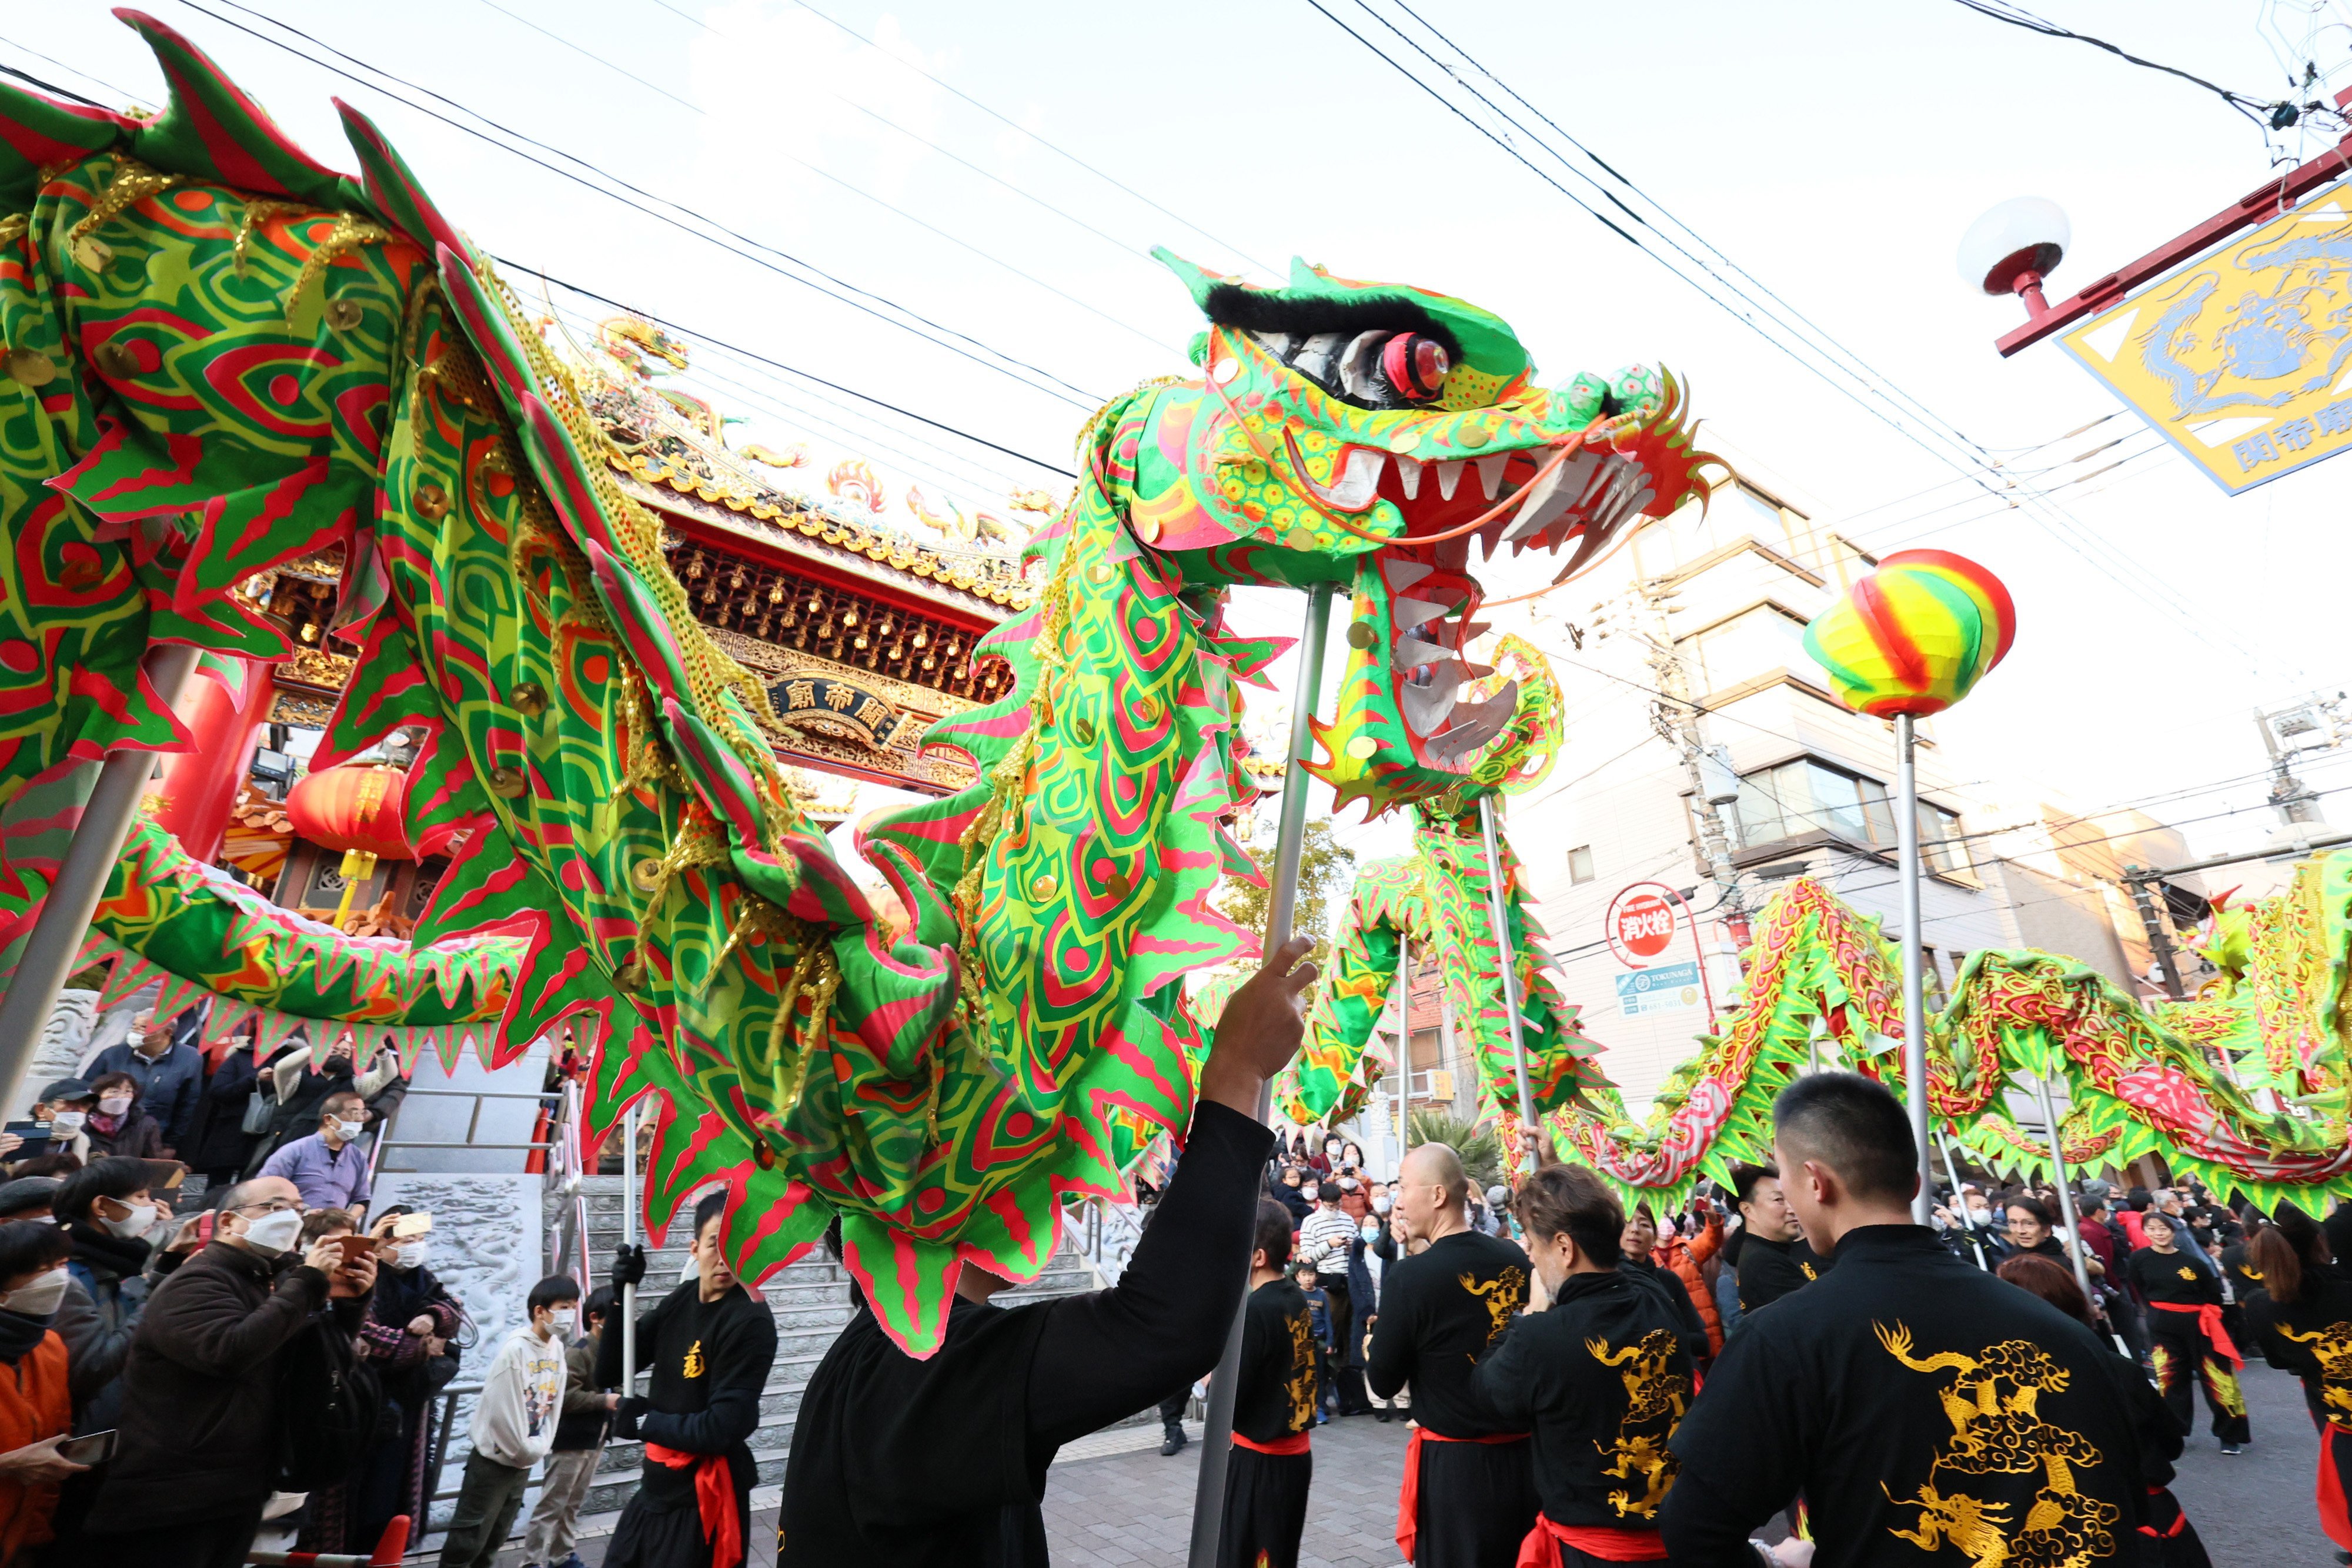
[1653,1209,1725,1356]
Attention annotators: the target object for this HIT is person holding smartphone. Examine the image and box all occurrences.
[0,1218,89,1563]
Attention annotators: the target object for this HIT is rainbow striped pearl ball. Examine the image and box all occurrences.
[1802,549,2016,717]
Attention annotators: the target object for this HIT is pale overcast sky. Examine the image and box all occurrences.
[14,0,2350,861]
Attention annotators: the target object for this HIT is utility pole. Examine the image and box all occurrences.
[1636,582,1748,940]
[2120,865,2187,1002]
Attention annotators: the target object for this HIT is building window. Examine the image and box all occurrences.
[1735,757,1969,874]
[1568,845,1595,884]
[1683,604,1812,693]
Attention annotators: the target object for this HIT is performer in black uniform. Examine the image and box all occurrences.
[1475,1165,1695,1566]
[2127,1209,2250,1453]
[776,937,1317,1566]
[2247,1208,2352,1550]
[1219,1199,1319,1568]
[600,1189,782,1568]
[1367,1141,1536,1567]
[1729,1162,1823,1315]
[1662,1072,2147,1568]
[1996,1254,2211,1568]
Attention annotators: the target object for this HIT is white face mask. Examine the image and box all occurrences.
[98,1095,133,1116]
[551,1308,577,1337]
[1372,1196,1392,1215]
[48,1112,84,1135]
[389,1242,427,1272]
[101,1202,158,1241]
[240,1209,305,1256]
[0,1268,68,1318]
[322,1117,354,1143]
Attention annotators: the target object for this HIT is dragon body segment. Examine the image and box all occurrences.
[1542,862,2352,1211]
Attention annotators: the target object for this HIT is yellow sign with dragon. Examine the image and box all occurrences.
[2059,174,2352,495]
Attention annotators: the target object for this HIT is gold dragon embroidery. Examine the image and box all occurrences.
[1875,1322,2116,1568]
[1283,1303,1318,1432]
[1458,1268,1526,1344]
[1585,1329,1690,1520]
[2277,1320,2352,1423]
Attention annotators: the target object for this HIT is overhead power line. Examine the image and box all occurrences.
[184,0,1106,409]
[514,264,1078,477]
[1315,0,2304,690]
[650,0,1278,276]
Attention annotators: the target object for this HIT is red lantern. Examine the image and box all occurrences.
[285,764,414,861]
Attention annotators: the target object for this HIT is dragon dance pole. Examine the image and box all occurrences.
[1894,713,1934,1225]
[621,1100,639,1390]
[1188,583,1334,1568]
[1476,796,1539,1172]
[1934,1128,1984,1270]
[1395,934,1411,1179]
[2032,1074,2099,1309]
[0,643,199,1119]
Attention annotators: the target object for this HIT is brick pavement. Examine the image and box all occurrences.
[1043,1412,1412,1568]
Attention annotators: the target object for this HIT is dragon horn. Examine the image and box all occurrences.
[111,9,361,211]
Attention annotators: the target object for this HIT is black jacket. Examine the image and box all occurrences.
[183,1049,262,1175]
[90,1242,358,1527]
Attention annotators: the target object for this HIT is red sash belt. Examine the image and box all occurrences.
[1515,1514,1669,1565]
[2147,1300,2242,1365]
[644,1443,741,1568]
[1232,1430,1312,1456]
[1395,1426,1530,1563]
[2319,1425,2352,1550]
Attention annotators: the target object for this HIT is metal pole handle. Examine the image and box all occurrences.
[1895,714,1934,1224]
[621,1099,640,1388]
[1476,796,1538,1171]
[1186,583,1333,1568]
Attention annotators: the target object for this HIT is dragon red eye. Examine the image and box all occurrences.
[1382,333,1451,401]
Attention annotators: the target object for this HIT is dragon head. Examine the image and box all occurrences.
[1120,253,1718,817]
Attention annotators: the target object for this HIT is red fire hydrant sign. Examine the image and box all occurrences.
[1606,885,1678,968]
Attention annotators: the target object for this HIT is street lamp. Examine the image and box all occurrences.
[1957,197,2071,319]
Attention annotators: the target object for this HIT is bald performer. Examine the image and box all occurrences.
[1367,1143,1537,1567]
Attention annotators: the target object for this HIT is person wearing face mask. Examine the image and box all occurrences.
[22,1081,97,1171]
[524,1286,620,1568]
[0,1219,85,1565]
[81,1073,166,1162]
[257,1091,374,1222]
[346,1208,462,1555]
[88,1009,204,1159]
[48,1158,162,1436]
[88,1175,377,1568]
[439,1276,580,1568]
[243,1032,407,1181]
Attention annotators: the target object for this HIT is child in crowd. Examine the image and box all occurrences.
[522,1286,622,1568]
[1292,1262,1333,1425]
[440,1276,578,1568]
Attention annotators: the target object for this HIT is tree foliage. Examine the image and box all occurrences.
[1214,818,1357,965]
[1406,1109,1503,1193]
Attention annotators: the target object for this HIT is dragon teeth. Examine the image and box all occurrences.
[1392,597,1451,631]
[1387,559,1435,591]
[1429,681,1519,760]
[1504,449,1598,543]
[1393,634,1449,668]
[1302,447,1385,510]
[1435,460,1465,500]
[1401,664,1467,736]
[1395,454,1424,500]
[1474,454,1509,500]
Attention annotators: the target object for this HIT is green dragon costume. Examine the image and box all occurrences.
[0,16,1713,1352]
[1534,852,2352,1211]
[1275,633,1605,1136]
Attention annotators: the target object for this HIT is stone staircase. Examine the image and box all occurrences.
[567,1177,1105,1519]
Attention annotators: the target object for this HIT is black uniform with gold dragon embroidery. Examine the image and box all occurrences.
[1733,1233,1823,1316]
[595,1276,779,1568]
[2127,1245,2250,1448]
[1218,1276,1319,1568]
[2248,1258,2352,1550]
[1660,1224,2146,1568]
[1367,1229,1538,1567]
[1474,1269,1695,1565]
